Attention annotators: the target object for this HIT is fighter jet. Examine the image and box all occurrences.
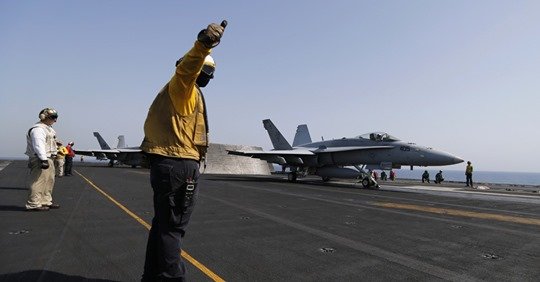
[228,119,463,188]
[74,132,145,167]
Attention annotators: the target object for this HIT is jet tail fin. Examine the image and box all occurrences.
[93,132,111,150]
[292,124,312,147]
[117,135,126,148]
[262,119,292,150]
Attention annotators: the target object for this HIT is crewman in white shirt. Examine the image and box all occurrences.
[25,108,60,211]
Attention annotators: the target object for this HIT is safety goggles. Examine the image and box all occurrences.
[201,65,215,78]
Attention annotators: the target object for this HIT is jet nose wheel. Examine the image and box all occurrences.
[361,177,370,188]
[360,177,380,189]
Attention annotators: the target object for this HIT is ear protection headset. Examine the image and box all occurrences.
[39,108,58,121]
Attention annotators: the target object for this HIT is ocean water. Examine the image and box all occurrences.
[390,169,540,186]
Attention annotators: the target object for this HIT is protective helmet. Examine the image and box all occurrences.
[201,55,215,77]
[39,108,58,121]
[68,142,74,146]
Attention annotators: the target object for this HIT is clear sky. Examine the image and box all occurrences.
[1,1,539,173]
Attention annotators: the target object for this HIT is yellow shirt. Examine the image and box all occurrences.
[57,146,68,157]
[140,41,211,160]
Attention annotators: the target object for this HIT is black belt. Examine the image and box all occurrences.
[145,153,199,163]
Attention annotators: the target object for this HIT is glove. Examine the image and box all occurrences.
[41,160,50,169]
[197,23,225,48]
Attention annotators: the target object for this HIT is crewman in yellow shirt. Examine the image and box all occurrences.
[465,161,474,187]
[140,21,226,281]
[55,141,68,177]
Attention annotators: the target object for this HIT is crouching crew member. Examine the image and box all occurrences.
[435,170,444,184]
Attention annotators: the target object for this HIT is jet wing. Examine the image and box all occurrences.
[228,146,393,157]
[75,149,120,156]
[228,146,393,166]
[74,148,142,160]
[310,146,394,153]
[228,149,314,166]
[74,149,102,157]
[75,148,142,154]
[116,148,143,153]
[228,149,314,156]
[74,149,111,160]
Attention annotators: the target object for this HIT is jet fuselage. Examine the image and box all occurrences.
[299,138,462,168]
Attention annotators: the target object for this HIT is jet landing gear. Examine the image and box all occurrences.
[287,172,298,182]
[354,165,380,189]
[287,169,307,183]
[360,176,379,189]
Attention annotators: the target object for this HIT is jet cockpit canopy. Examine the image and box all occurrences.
[357,132,400,142]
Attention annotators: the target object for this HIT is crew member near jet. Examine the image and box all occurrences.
[140,21,226,281]
[372,170,378,180]
[465,161,474,187]
[64,141,75,176]
[422,170,430,183]
[25,108,61,211]
[55,141,68,177]
[380,171,387,181]
[435,170,444,184]
[389,170,396,181]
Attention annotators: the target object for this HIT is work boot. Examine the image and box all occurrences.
[44,203,60,209]
[26,206,50,212]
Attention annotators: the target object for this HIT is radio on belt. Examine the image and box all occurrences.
[183,178,196,209]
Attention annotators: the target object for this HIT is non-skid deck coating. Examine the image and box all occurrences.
[1,161,539,281]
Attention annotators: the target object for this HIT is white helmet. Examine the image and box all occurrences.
[201,55,215,77]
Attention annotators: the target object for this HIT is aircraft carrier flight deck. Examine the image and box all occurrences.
[1,161,539,281]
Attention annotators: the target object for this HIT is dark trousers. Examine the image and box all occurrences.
[142,155,200,282]
[64,157,73,175]
[466,173,473,187]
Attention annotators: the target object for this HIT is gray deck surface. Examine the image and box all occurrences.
[1,161,539,281]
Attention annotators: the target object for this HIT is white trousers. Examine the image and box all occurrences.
[26,158,56,209]
[55,158,65,176]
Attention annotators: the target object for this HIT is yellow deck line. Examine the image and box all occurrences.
[75,170,225,282]
[375,202,540,226]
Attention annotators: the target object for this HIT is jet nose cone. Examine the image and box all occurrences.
[430,150,464,165]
